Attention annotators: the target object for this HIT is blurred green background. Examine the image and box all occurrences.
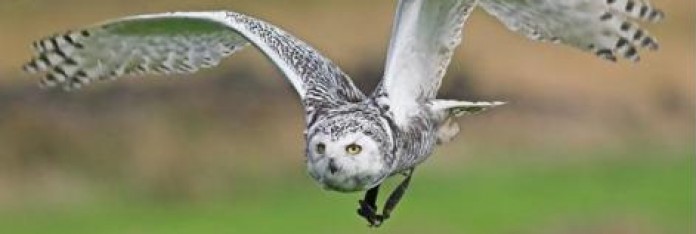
[0,0,693,233]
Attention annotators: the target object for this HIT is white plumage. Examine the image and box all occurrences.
[23,0,664,227]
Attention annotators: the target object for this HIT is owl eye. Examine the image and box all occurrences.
[316,143,326,154]
[345,144,362,155]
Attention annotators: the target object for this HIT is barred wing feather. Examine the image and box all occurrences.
[23,11,365,109]
[479,0,664,62]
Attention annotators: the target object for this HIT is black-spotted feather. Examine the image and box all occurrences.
[478,0,664,62]
[23,11,366,115]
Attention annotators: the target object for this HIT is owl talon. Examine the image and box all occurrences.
[355,169,414,227]
[357,200,384,227]
[357,185,383,227]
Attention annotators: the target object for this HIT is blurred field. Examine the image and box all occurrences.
[0,0,693,233]
[0,148,691,234]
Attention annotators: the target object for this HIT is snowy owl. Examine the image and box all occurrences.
[23,0,663,227]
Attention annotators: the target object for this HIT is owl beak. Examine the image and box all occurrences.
[328,158,339,174]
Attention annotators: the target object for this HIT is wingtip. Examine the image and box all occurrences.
[649,9,666,23]
[491,101,507,106]
[22,63,38,74]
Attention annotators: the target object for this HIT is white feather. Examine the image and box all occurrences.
[380,0,478,126]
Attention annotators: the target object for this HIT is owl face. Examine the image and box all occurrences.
[305,114,393,192]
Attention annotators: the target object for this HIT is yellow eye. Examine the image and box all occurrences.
[316,143,326,154]
[345,144,362,155]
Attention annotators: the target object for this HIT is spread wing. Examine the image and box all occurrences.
[376,0,478,125]
[376,0,665,126]
[23,11,365,112]
[479,0,664,62]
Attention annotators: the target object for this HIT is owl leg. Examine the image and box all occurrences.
[356,169,415,227]
[357,185,382,226]
[380,169,414,221]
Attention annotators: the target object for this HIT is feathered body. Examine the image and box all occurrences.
[304,96,446,191]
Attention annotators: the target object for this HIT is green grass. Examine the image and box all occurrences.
[0,152,692,234]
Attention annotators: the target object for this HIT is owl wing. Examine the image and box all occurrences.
[479,0,664,62]
[376,0,478,126]
[377,0,665,126]
[23,11,365,111]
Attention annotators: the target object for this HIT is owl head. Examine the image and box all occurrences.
[305,109,394,192]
